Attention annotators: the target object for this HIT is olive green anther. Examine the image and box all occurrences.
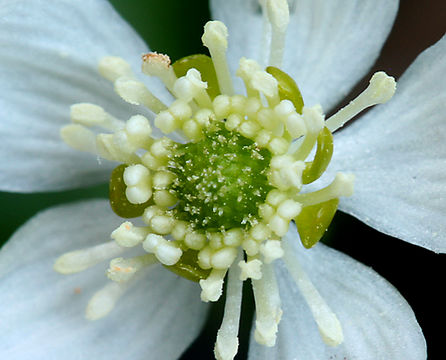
[172,54,220,99]
[266,66,304,114]
[295,198,339,249]
[302,127,334,184]
[109,164,153,218]
[164,249,211,282]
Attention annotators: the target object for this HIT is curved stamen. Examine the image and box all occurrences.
[282,239,344,346]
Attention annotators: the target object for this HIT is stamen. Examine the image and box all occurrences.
[114,77,168,113]
[107,254,157,283]
[142,234,182,266]
[142,52,177,93]
[250,70,280,106]
[259,240,284,263]
[214,251,243,360]
[252,262,282,346]
[202,21,234,95]
[54,241,125,274]
[95,133,140,163]
[325,72,396,132]
[236,58,262,98]
[98,56,134,82]
[199,268,227,302]
[60,124,97,154]
[282,239,344,346]
[111,221,150,247]
[123,164,152,204]
[173,68,212,108]
[70,103,124,131]
[238,258,263,280]
[295,173,355,206]
[265,0,290,67]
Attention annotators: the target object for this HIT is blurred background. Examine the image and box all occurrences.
[0,0,444,358]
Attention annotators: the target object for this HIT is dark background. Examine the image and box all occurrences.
[0,0,444,359]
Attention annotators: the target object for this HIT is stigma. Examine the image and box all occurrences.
[57,1,396,358]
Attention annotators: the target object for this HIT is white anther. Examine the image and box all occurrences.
[86,281,128,320]
[98,56,134,82]
[302,105,325,134]
[260,240,284,263]
[153,189,177,208]
[141,52,177,92]
[143,234,182,265]
[200,269,227,302]
[236,57,262,82]
[171,221,188,241]
[114,77,167,113]
[266,190,288,207]
[169,99,193,121]
[70,103,123,131]
[223,228,244,247]
[274,100,295,117]
[326,72,396,132]
[277,199,302,219]
[61,124,97,153]
[211,247,238,269]
[209,232,224,250]
[150,214,175,234]
[268,137,289,155]
[250,71,279,102]
[256,108,275,130]
[155,110,177,134]
[250,223,271,242]
[54,241,124,274]
[185,231,206,250]
[198,246,213,269]
[255,130,272,147]
[238,259,263,280]
[174,68,208,103]
[242,237,260,256]
[213,94,231,119]
[286,112,306,137]
[268,214,289,237]
[142,205,162,225]
[202,21,234,95]
[239,121,261,139]
[259,203,275,221]
[124,165,152,204]
[183,119,202,141]
[150,138,172,158]
[125,115,152,146]
[107,254,157,283]
[225,114,243,131]
[123,164,150,186]
[152,171,175,189]
[111,221,149,247]
[270,154,293,169]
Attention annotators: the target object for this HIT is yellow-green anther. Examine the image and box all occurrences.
[109,164,153,218]
[172,54,220,100]
[295,198,339,249]
[164,249,211,282]
[266,66,304,114]
[302,127,334,184]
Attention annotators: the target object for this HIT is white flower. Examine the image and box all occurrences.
[0,0,444,359]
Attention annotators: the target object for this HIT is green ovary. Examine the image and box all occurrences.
[169,124,272,230]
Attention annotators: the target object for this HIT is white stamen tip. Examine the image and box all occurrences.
[70,103,107,127]
[266,0,290,33]
[333,173,355,197]
[367,71,396,104]
[111,221,148,247]
[238,259,263,280]
[202,21,228,49]
[199,269,226,302]
[98,56,133,82]
[85,281,126,320]
[142,52,171,74]
[54,241,124,274]
[143,234,182,266]
[60,124,97,153]
[259,240,284,263]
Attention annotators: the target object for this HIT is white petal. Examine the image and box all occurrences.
[0,199,208,359]
[248,225,426,360]
[210,0,398,110]
[0,0,169,192]
[330,35,446,253]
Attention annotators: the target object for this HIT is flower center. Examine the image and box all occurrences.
[170,124,272,230]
